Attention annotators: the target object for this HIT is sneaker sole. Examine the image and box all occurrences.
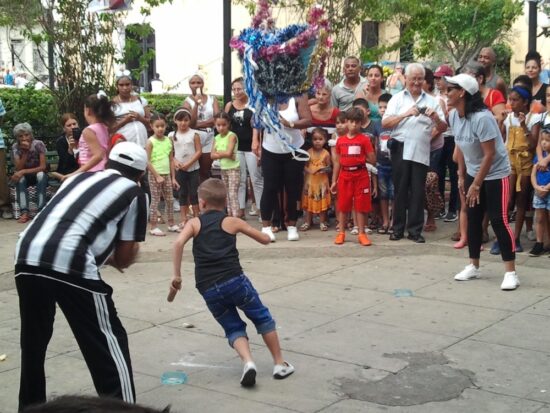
[454,274,480,281]
[501,284,519,291]
[273,369,294,380]
[240,368,256,387]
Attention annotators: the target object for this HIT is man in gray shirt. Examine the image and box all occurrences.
[331,56,368,111]
[477,47,507,99]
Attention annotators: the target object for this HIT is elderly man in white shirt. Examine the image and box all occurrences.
[382,63,447,243]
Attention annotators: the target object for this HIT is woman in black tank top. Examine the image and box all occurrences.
[224,78,264,219]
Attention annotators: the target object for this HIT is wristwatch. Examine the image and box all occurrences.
[289,121,295,128]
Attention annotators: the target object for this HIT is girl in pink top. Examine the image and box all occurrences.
[63,93,115,180]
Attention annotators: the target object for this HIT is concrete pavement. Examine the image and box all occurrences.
[0,214,549,412]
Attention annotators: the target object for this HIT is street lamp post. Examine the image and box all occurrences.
[223,0,232,106]
[528,0,538,51]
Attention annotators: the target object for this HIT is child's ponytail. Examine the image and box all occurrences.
[85,92,116,126]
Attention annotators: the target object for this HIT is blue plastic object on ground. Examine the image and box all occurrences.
[161,371,188,385]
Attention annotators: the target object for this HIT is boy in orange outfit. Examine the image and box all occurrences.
[331,107,376,245]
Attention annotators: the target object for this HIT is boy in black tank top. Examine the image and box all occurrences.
[169,178,294,387]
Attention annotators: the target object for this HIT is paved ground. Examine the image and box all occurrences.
[1,213,549,412]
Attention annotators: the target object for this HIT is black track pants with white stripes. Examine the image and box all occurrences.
[16,274,135,411]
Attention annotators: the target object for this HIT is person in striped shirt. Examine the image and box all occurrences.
[14,141,149,411]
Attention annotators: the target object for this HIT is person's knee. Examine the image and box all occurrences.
[228,331,248,348]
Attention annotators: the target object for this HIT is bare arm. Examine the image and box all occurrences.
[222,216,271,244]
[145,140,161,180]
[330,151,341,193]
[109,241,140,271]
[212,133,237,159]
[496,78,508,101]
[170,217,199,292]
[280,94,312,129]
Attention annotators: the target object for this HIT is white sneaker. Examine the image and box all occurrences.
[2,210,13,219]
[261,226,276,242]
[167,224,181,233]
[527,230,536,241]
[149,227,166,236]
[454,264,481,281]
[287,226,299,241]
[240,361,257,387]
[249,203,258,216]
[273,361,295,379]
[501,271,520,290]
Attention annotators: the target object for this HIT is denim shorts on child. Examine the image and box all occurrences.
[201,274,276,347]
[377,164,394,200]
[533,193,550,210]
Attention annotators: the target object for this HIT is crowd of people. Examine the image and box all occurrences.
[3,45,550,410]
[5,55,550,294]
[1,49,549,256]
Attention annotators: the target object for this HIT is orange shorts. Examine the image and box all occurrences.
[336,171,371,213]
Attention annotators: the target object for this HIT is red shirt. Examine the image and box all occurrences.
[484,89,505,110]
[335,134,374,167]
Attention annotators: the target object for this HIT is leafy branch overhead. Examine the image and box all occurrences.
[235,0,522,79]
[0,0,170,121]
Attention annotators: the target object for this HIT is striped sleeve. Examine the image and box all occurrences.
[119,191,148,241]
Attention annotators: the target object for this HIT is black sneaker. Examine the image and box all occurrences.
[529,242,545,257]
[443,211,458,222]
[435,210,446,220]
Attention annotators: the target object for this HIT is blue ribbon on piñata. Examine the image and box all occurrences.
[230,0,330,160]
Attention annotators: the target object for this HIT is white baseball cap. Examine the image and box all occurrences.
[109,141,147,171]
[444,73,479,95]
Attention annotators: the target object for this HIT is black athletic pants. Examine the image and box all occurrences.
[16,274,135,411]
[260,148,304,222]
[465,175,515,261]
[390,141,428,237]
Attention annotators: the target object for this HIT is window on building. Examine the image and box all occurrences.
[361,21,379,49]
[399,24,414,62]
[33,44,47,74]
[11,39,24,68]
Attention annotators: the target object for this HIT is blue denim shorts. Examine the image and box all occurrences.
[377,165,394,200]
[201,274,276,347]
[533,193,550,210]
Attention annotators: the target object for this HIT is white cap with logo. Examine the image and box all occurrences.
[108,141,147,171]
[444,73,479,95]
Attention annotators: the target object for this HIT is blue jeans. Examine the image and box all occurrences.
[201,274,276,347]
[377,164,394,200]
[15,172,48,213]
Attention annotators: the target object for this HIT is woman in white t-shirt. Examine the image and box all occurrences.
[182,73,220,182]
[111,74,150,148]
[253,93,312,242]
[445,74,518,291]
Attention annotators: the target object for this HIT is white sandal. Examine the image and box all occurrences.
[273,361,295,379]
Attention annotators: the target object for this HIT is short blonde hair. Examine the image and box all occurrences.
[198,178,227,208]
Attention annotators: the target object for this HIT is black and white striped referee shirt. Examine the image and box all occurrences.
[15,169,148,291]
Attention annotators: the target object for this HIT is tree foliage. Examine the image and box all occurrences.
[0,0,170,124]
[367,0,523,67]
[234,0,523,80]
